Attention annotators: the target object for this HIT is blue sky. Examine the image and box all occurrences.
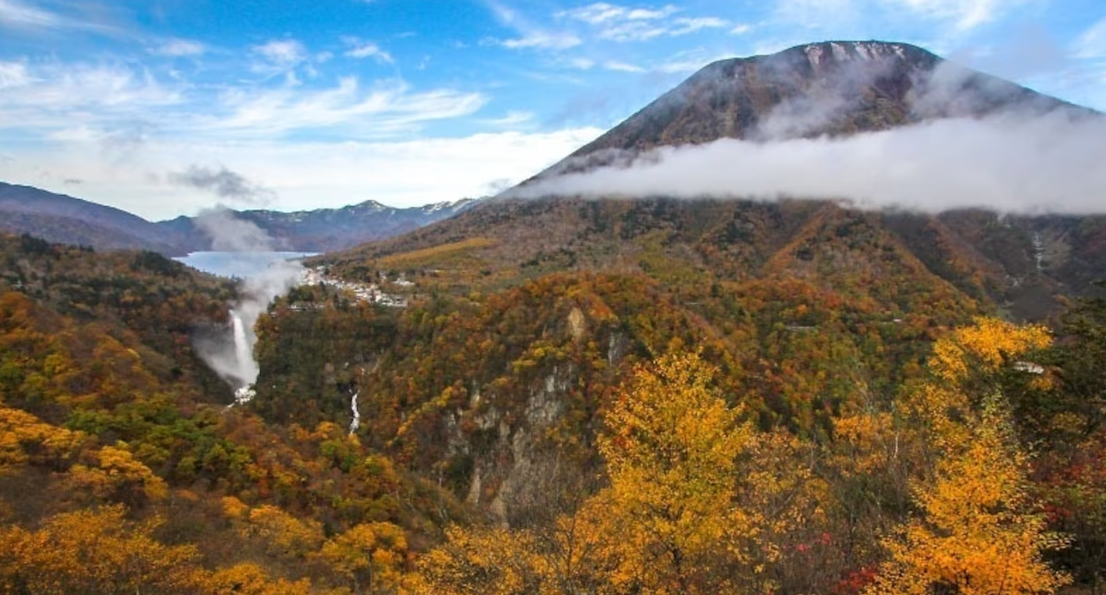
[1,0,1104,219]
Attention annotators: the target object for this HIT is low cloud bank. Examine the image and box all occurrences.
[510,109,1106,215]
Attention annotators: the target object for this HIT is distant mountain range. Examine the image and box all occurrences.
[0,182,184,255]
[159,199,478,254]
[0,181,478,256]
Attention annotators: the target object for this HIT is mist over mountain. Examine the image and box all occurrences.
[550,41,1087,159]
[514,41,1103,215]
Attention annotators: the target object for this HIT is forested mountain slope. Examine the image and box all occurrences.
[2,39,1105,595]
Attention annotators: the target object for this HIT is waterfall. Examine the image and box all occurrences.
[349,391,361,435]
[229,309,259,404]
[230,309,259,382]
[1032,231,1044,273]
[231,310,250,372]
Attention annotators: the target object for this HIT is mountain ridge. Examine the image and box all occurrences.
[0,182,184,255]
[0,180,480,255]
[159,197,479,253]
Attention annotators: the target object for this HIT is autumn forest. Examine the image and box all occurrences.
[2,182,1106,595]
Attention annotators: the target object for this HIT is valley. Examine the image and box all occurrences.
[2,38,1106,595]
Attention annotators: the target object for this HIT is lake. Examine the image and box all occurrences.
[174,251,318,278]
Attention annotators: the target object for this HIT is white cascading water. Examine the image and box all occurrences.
[349,391,361,435]
[230,309,259,404]
[230,310,251,371]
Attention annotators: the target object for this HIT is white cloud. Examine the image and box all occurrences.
[558,3,680,24]
[343,37,394,63]
[557,2,728,42]
[501,31,582,50]
[0,58,486,142]
[560,56,643,73]
[730,23,753,35]
[604,60,645,72]
[1,127,604,219]
[514,111,1106,215]
[1075,13,1106,59]
[0,61,32,88]
[884,0,1006,31]
[153,38,207,57]
[482,110,534,126]
[204,78,487,137]
[0,0,62,28]
[670,17,728,36]
[595,22,667,41]
[253,39,307,70]
[0,61,181,133]
[777,0,1035,32]
[489,1,582,50]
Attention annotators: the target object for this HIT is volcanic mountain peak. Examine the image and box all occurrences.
[536,40,1084,180]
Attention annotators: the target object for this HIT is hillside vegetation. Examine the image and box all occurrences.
[3,37,1106,594]
[1,225,1103,593]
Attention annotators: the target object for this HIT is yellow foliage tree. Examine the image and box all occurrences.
[866,318,1068,595]
[595,351,755,595]
[867,397,1069,595]
[0,402,84,474]
[403,524,556,595]
[404,484,630,595]
[206,562,315,595]
[919,317,1051,449]
[67,443,169,505]
[319,521,408,594]
[0,506,205,594]
[241,504,326,561]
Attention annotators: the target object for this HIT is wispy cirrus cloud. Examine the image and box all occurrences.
[0,58,485,142]
[343,37,394,63]
[0,0,124,36]
[252,39,308,73]
[563,57,646,72]
[776,0,1035,34]
[602,60,646,72]
[0,0,64,29]
[884,0,1018,31]
[557,2,728,42]
[152,38,207,57]
[205,78,487,138]
[501,31,582,49]
[1075,13,1106,60]
[487,1,582,50]
[482,110,534,127]
[0,61,182,136]
[558,3,680,25]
